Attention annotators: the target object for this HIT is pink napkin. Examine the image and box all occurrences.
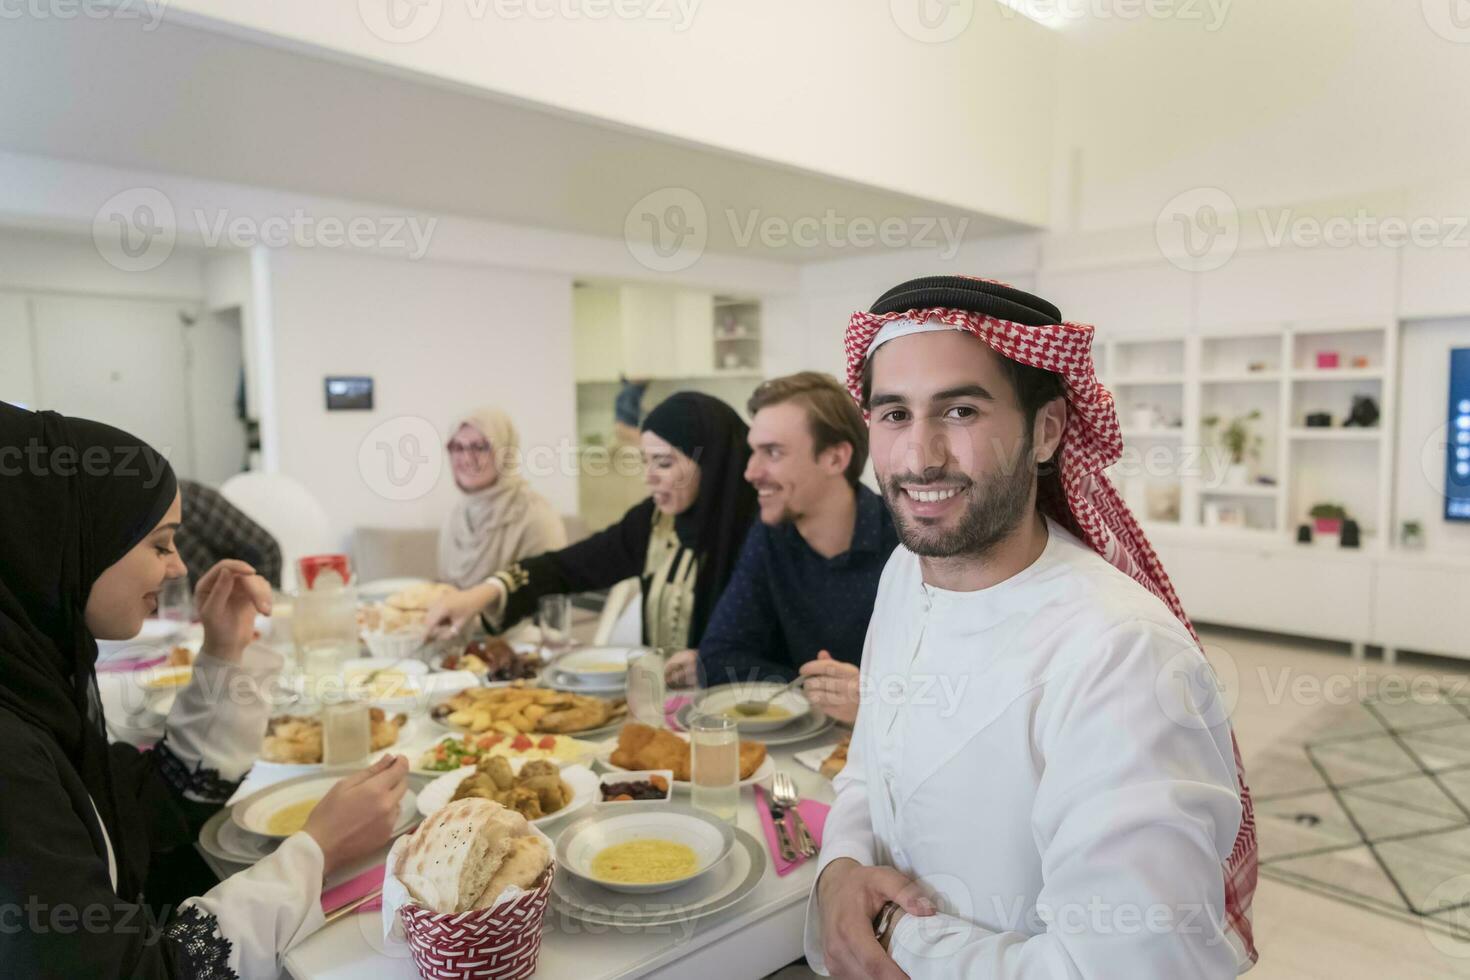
[321,864,385,917]
[96,655,167,673]
[664,694,694,730]
[753,785,829,876]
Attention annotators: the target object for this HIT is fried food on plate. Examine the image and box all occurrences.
[449,756,574,821]
[261,708,406,764]
[431,684,624,736]
[609,722,767,782]
[819,734,850,780]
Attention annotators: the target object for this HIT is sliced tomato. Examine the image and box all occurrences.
[537,735,557,750]
[511,734,534,751]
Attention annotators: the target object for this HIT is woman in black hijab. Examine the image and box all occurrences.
[427,391,758,653]
[0,402,408,978]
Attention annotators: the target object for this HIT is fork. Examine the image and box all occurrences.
[772,771,817,858]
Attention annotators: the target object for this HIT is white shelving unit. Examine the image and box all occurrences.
[1096,321,1397,547]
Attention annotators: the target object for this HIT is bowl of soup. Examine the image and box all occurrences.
[692,682,811,734]
[555,804,733,894]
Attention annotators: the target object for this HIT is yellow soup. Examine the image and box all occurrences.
[266,798,321,836]
[591,839,699,884]
[723,704,791,722]
[574,662,626,673]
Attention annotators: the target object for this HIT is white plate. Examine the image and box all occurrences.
[415,762,599,827]
[595,730,775,791]
[204,783,420,864]
[692,682,811,734]
[549,826,765,927]
[538,663,628,695]
[555,804,734,895]
[551,646,636,684]
[231,771,418,839]
[794,742,845,778]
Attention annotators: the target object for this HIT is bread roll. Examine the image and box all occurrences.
[472,834,550,908]
[395,798,531,912]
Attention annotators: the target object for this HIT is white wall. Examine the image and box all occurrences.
[1050,3,1470,232]
[263,246,579,547]
[162,0,1058,227]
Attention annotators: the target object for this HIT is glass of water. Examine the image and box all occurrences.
[626,647,666,728]
[690,712,739,823]
[158,575,193,624]
[321,699,371,768]
[537,594,572,657]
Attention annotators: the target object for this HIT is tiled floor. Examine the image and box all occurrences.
[766,629,1470,978]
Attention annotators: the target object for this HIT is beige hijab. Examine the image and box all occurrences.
[439,408,565,588]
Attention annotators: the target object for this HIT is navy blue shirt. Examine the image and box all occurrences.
[697,483,898,686]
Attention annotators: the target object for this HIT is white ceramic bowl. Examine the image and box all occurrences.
[595,769,674,807]
[361,627,430,661]
[692,682,811,734]
[556,805,734,894]
[550,646,635,685]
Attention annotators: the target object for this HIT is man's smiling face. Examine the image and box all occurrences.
[867,329,1045,559]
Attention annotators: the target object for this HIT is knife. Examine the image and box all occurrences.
[767,792,798,862]
[789,808,818,858]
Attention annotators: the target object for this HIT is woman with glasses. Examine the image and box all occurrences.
[439,408,567,589]
[427,392,757,655]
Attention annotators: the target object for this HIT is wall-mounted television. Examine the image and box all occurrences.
[1448,348,1470,522]
[325,376,374,411]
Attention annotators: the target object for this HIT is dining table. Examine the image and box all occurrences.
[186,706,837,980]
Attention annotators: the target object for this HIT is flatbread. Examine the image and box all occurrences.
[472,834,550,908]
[394,798,531,913]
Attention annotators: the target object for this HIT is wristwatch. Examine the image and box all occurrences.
[873,900,901,950]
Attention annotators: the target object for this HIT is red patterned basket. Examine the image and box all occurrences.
[399,863,554,980]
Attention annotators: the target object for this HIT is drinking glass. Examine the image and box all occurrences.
[690,712,740,823]
[157,575,192,624]
[537,594,572,657]
[625,647,666,728]
[321,700,371,767]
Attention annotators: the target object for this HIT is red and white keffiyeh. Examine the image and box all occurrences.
[845,297,1259,965]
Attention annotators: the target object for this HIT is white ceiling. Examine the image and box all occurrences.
[0,14,1026,262]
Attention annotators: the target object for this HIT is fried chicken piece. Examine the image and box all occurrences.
[261,716,323,764]
[481,755,516,792]
[738,741,768,780]
[450,772,497,803]
[502,786,543,820]
[537,697,611,734]
[519,760,559,781]
[820,735,850,780]
[369,710,406,751]
[611,723,694,781]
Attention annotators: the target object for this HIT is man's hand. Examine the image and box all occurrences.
[664,649,699,688]
[800,651,861,725]
[195,560,271,663]
[817,858,935,979]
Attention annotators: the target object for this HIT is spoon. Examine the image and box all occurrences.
[733,676,807,717]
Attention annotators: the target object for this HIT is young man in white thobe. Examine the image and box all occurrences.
[806,277,1258,979]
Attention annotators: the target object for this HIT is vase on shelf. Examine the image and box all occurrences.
[1225,463,1249,487]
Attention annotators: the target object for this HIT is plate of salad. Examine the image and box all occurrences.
[413,730,600,774]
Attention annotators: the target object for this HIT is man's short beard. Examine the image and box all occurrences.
[882,435,1037,559]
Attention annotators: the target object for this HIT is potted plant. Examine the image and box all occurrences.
[1401,520,1425,550]
[1309,502,1348,536]
[1203,411,1263,486]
